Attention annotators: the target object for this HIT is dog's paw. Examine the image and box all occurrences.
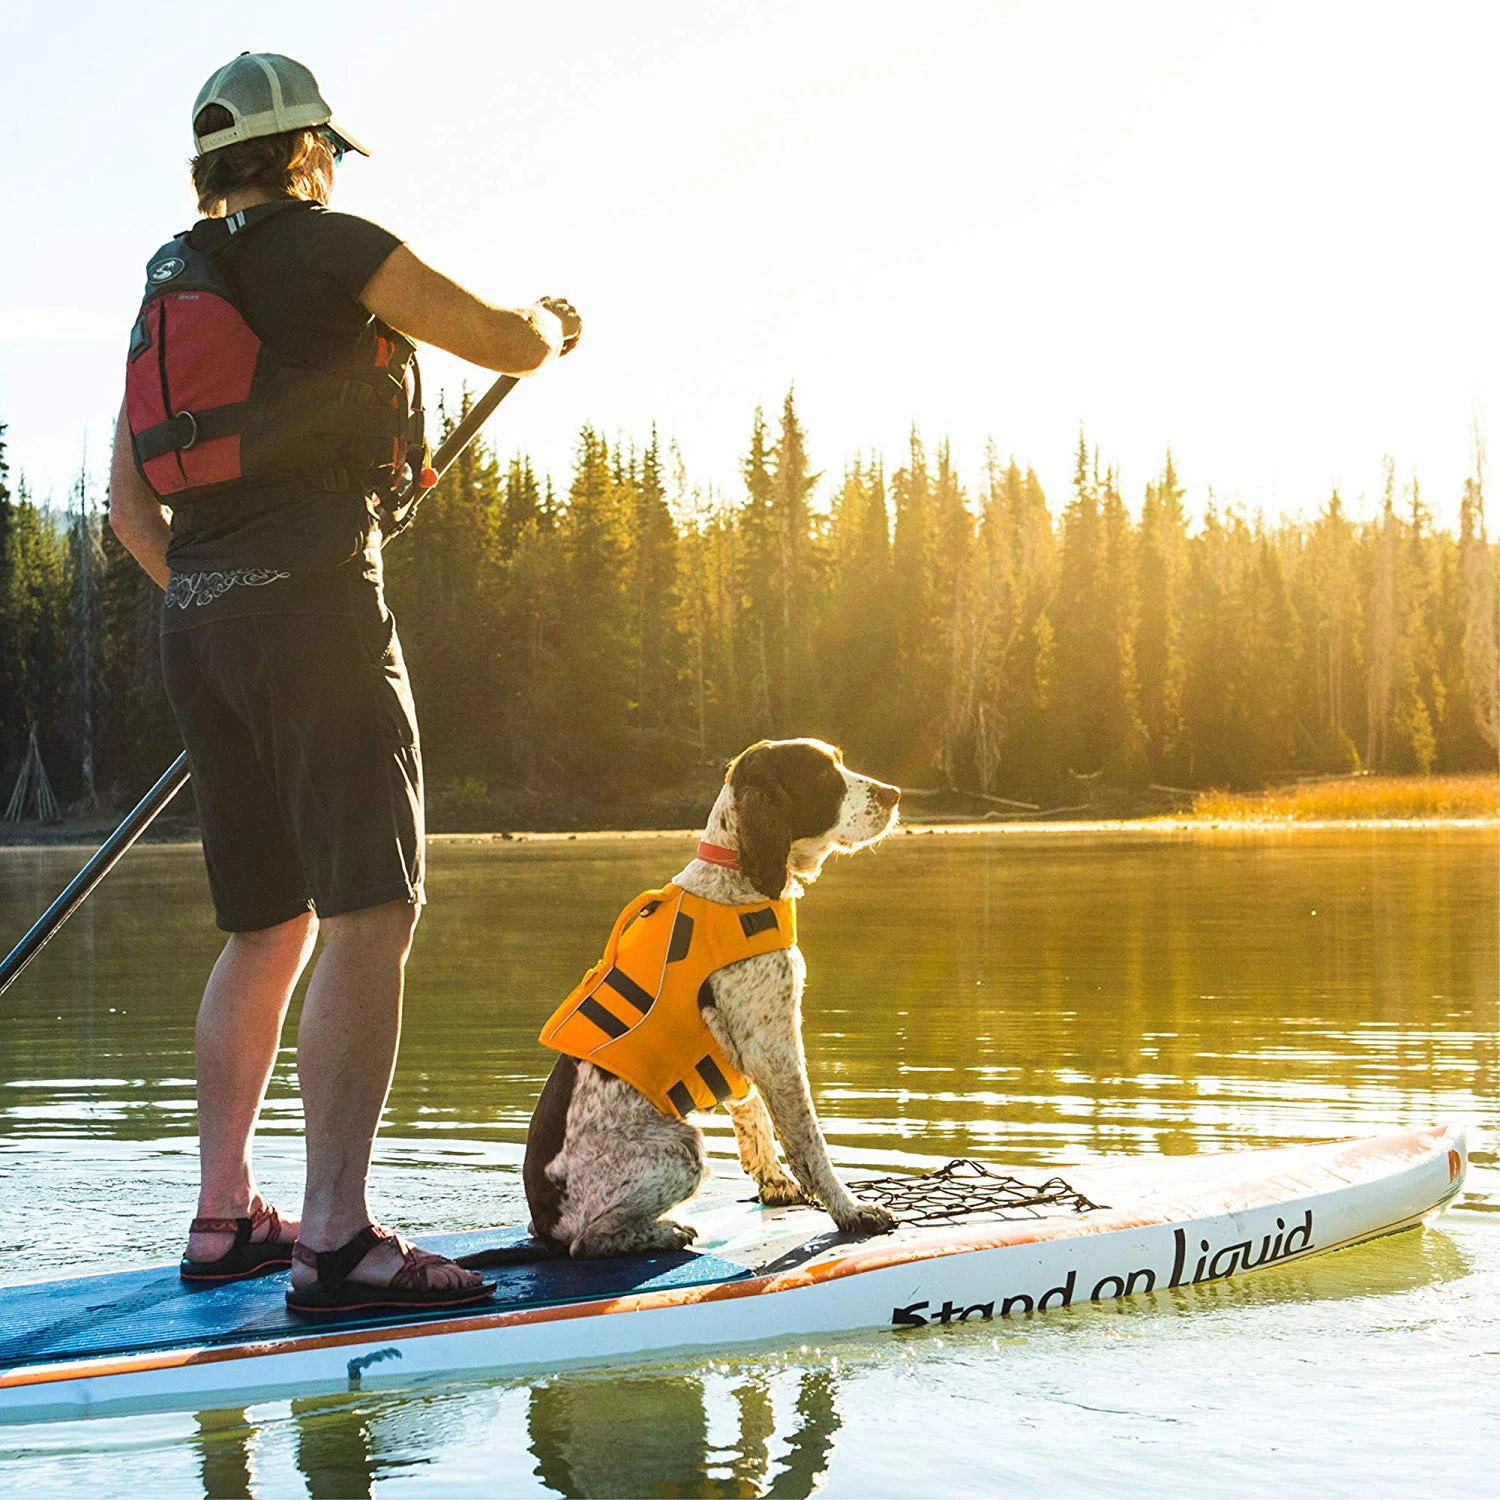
[834,1201,898,1237]
[571,1217,698,1258]
[755,1173,811,1207]
[647,1218,699,1252]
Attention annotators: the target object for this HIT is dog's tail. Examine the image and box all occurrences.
[455,1238,568,1269]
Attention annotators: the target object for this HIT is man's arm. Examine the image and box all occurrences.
[360,247,580,374]
[109,401,171,590]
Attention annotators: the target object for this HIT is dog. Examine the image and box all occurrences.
[523,738,901,1257]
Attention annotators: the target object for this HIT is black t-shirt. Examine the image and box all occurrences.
[160,201,403,577]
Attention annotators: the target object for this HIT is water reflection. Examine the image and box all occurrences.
[176,1367,840,1499]
[193,1407,255,1499]
[528,1368,839,1499]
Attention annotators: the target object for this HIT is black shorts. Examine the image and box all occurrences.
[160,570,424,933]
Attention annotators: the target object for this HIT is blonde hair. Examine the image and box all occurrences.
[190,104,336,217]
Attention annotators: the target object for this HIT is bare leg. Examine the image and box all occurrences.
[291,900,477,1291]
[186,912,318,1264]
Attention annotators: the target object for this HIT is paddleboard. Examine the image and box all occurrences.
[0,1123,1468,1423]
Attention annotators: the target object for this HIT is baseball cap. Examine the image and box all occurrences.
[192,52,369,157]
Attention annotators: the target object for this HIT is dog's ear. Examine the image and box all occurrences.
[733,758,791,899]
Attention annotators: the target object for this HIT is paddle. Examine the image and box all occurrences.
[0,372,521,998]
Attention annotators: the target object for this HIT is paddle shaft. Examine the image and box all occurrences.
[0,752,191,995]
[0,372,522,998]
[427,376,520,486]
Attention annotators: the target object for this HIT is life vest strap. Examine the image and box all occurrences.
[135,383,403,456]
[132,403,252,463]
[738,907,781,939]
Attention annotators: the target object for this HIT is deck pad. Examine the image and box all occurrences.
[0,1226,753,1371]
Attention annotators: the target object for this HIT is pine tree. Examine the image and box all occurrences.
[0,417,16,776]
[770,390,818,726]
[628,428,683,736]
[1460,462,1500,753]
[821,457,897,764]
[1365,460,1401,769]
[1230,527,1297,782]
[1136,450,1188,779]
[1299,489,1362,771]
[1053,433,1113,777]
[1181,500,1231,784]
[0,417,10,556]
[987,458,1060,795]
[553,426,635,781]
[1,480,72,797]
[67,457,105,810]
[736,407,777,733]
[889,428,937,776]
[1392,477,1440,772]
[1099,463,1147,781]
[385,389,507,788]
[497,456,542,560]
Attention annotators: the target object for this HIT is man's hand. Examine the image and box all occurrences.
[537,296,582,355]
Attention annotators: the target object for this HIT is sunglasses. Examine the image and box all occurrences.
[318,127,346,165]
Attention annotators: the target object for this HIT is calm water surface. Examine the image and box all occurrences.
[0,827,1496,1496]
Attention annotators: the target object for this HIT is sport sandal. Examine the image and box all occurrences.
[180,1203,295,1283]
[285,1224,497,1316]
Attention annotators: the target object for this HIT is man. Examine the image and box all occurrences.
[109,52,581,1313]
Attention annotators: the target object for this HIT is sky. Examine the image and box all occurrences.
[0,0,1495,528]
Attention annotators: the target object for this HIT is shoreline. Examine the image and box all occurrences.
[4,816,1497,853]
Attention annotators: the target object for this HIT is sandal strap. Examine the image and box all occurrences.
[189,1200,286,1248]
[291,1225,471,1293]
[189,1216,252,1247]
[293,1224,386,1291]
[390,1243,458,1292]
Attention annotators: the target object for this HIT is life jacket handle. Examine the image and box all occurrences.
[379,373,521,542]
[597,889,671,968]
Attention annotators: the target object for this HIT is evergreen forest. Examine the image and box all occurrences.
[1,395,1496,830]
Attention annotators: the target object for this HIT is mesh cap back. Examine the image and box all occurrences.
[192,53,368,157]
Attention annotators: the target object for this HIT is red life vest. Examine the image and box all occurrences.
[124,202,428,513]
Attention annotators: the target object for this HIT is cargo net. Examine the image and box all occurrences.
[848,1160,1105,1226]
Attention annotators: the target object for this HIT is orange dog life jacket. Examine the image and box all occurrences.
[538,883,797,1118]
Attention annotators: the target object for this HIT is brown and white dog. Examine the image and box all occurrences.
[523,738,901,1257]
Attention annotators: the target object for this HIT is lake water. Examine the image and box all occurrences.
[0,826,1496,1497]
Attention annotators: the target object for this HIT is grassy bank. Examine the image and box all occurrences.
[1191,772,1500,822]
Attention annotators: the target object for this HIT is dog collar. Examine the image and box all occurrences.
[696,841,740,870]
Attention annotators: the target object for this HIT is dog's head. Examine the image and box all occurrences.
[726,739,900,899]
